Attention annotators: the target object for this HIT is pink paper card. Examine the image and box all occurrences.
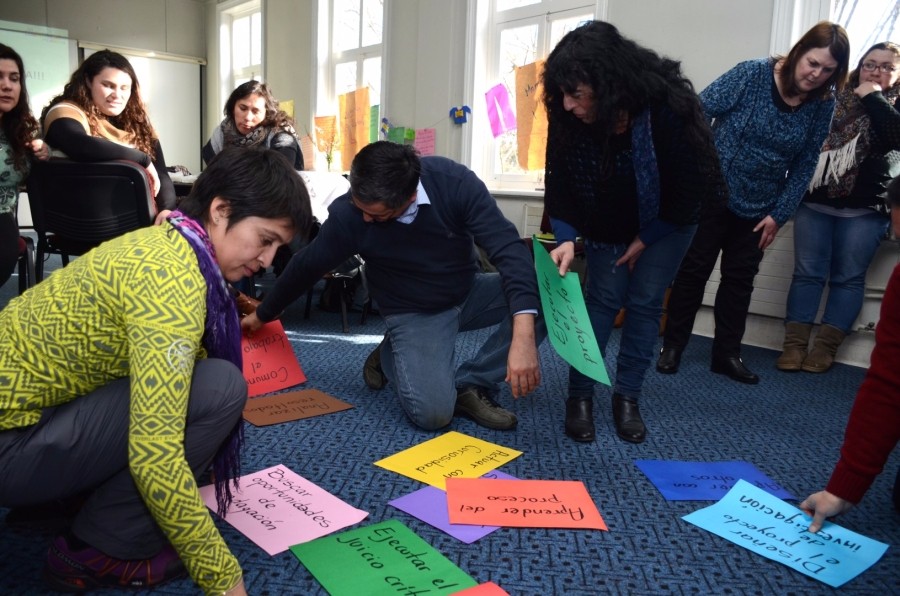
[446,478,607,530]
[413,128,436,155]
[200,464,368,555]
[454,582,510,595]
[241,320,306,397]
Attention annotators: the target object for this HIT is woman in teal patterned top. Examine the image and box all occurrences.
[0,148,311,594]
[0,43,50,288]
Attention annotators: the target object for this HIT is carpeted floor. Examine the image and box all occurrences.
[0,258,897,595]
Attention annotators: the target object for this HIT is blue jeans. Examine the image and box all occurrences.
[569,225,697,402]
[379,273,544,430]
[785,203,888,333]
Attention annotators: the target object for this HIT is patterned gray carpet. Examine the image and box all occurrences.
[1,261,898,595]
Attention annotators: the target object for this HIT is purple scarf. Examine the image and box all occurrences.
[167,210,244,516]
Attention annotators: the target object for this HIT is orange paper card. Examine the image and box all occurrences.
[243,389,353,426]
[241,321,306,397]
[446,478,607,530]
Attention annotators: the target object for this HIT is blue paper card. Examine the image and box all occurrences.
[635,460,795,501]
[683,480,889,588]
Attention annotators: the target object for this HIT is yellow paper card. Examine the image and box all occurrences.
[374,431,522,490]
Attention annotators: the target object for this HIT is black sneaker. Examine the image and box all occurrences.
[454,386,517,430]
[363,338,387,390]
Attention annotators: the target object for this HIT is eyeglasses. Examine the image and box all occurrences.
[861,61,898,74]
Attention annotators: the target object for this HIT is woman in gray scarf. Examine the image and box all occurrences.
[203,80,303,170]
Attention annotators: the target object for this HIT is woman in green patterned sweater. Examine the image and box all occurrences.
[0,148,311,594]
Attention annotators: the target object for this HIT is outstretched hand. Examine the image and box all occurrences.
[549,241,575,276]
[799,490,854,533]
[241,311,264,336]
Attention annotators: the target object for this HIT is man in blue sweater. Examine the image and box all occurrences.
[243,141,543,430]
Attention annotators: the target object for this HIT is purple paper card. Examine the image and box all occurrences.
[635,460,795,501]
[389,470,517,543]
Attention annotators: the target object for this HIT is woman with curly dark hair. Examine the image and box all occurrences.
[202,80,303,170]
[41,50,176,211]
[0,43,50,288]
[542,20,726,444]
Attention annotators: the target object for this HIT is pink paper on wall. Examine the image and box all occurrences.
[485,83,517,138]
[414,128,436,155]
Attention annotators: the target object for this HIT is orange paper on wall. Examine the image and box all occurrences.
[515,60,547,170]
[241,321,306,397]
[339,87,371,171]
[446,478,607,530]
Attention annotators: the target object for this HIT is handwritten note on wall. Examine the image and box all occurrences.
[374,431,522,490]
[446,478,607,530]
[241,321,306,397]
[683,480,889,588]
[515,60,547,170]
[533,238,609,384]
[199,464,368,555]
[339,87,371,171]
[291,519,477,595]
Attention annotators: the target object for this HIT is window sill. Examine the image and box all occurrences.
[487,187,545,198]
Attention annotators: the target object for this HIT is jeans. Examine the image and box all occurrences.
[664,203,765,357]
[569,225,697,402]
[785,203,889,333]
[380,272,545,430]
[0,359,247,559]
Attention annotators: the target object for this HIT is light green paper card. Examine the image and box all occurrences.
[533,237,610,384]
[387,126,406,144]
[290,519,477,595]
[370,105,379,141]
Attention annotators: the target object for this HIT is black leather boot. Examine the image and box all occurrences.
[612,393,646,443]
[564,398,595,442]
[656,346,683,374]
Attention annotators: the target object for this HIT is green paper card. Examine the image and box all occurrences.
[291,519,477,595]
[533,237,610,384]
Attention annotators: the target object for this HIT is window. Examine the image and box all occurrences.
[218,0,263,112]
[316,0,385,170]
[470,0,599,190]
[833,0,900,64]
[772,0,900,64]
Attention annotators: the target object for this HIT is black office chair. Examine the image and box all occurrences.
[26,158,156,280]
[16,235,35,294]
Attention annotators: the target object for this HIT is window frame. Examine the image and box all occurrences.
[217,0,264,119]
[315,0,387,171]
[468,0,604,191]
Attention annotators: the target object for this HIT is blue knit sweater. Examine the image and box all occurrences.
[701,58,835,226]
[256,156,539,319]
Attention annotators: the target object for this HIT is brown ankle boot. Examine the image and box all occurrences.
[802,324,846,373]
[776,322,812,371]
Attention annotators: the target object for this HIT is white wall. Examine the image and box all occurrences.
[6,0,892,365]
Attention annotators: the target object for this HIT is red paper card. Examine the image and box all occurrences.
[446,478,607,530]
[241,321,306,397]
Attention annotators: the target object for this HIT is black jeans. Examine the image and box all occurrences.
[663,203,765,357]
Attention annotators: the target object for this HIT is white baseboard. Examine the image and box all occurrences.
[690,306,872,369]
